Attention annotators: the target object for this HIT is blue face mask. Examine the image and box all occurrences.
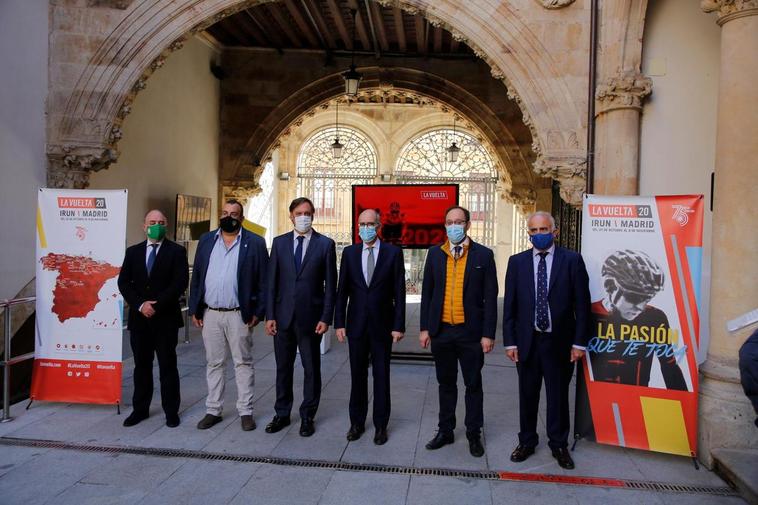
[359,225,378,243]
[530,232,554,250]
[446,224,466,245]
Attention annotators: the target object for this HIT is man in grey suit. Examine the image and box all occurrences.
[265,197,337,437]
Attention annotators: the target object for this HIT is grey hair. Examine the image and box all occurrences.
[526,211,556,231]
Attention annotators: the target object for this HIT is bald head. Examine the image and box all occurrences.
[358,208,380,226]
[144,209,167,226]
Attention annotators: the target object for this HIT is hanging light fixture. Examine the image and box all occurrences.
[342,9,362,97]
[332,100,343,159]
[447,115,460,163]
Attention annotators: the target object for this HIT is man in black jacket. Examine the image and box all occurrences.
[118,209,189,428]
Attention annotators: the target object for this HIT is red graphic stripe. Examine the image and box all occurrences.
[498,471,626,488]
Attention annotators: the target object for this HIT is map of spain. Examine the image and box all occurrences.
[40,253,121,323]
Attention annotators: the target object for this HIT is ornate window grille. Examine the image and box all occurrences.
[296,126,377,251]
[246,161,275,245]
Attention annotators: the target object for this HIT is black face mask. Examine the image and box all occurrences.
[220,216,241,233]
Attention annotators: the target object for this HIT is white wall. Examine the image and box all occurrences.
[640,0,720,361]
[89,37,220,254]
[0,1,48,299]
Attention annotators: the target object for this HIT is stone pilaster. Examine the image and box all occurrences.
[593,70,652,195]
[698,0,758,467]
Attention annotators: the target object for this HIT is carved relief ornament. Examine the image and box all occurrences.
[533,156,587,208]
[595,71,653,116]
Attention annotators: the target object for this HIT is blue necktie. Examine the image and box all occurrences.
[536,252,549,331]
[294,235,304,273]
[147,243,158,275]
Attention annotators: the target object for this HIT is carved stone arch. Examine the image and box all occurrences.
[240,68,541,207]
[47,0,586,197]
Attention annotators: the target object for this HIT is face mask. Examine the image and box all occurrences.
[530,232,554,250]
[219,216,241,233]
[446,224,466,245]
[146,224,166,241]
[294,215,312,234]
[359,225,378,243]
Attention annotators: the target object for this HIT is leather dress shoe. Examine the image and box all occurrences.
[123,411,148,427]
[373,427,388,446]
[165,413,180,428]
[468,437,485,458]
[196,414,223,430]
[299,418,315,437]
[425,431,454,450]
[240,415,256,431]
[265,415,291,433]
[510,444,535,463]
[552,447,575,470]
[346,424,365,441]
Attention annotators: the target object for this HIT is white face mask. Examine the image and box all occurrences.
[294,215,312,234]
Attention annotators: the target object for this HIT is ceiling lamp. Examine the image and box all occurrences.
[342,9,362,97]
[447,115,460,163]
[332,100,344,159]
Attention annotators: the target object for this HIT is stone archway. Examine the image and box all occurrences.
[46,0,589,203]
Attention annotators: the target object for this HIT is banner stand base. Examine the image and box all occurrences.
[25,399,33,410]
[116,402,120,415]
[692,455,700,471]
[571,435,581,452]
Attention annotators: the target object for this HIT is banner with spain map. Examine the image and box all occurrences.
[575,194,704,457]
[32,188,127,405]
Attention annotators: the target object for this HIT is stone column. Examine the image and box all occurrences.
[698,0,758,466]
[593,71,652,194]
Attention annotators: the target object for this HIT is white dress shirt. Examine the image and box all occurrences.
[361,239,381,284]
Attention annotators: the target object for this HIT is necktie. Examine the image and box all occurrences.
[294,235,305,273]
[147,243,158,275]
[536,252,549,331]
[454,245,462,260]
[366,246,375,284]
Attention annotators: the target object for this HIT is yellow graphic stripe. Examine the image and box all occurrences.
[37,207,47,249]
[640,397,691,456]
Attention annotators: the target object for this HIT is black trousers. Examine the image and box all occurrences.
[273,320,322,420]
[129,327,180,416]
[516,332,574,450]
[430,324,484,437]
[347,329,392,429]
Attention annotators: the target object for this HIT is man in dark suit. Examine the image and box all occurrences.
[189,199,268,432]
[419,206,497,458]
[118,209,189,428]
[503,211,591,470]
[265,197,337,437]
[335,208,406,445]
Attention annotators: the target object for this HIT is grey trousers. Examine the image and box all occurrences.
[201,309,254,416]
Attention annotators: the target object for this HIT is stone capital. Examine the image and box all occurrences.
[533,156,587,208]
[46,144,119,189]
[701,0,758,25]
[595,71,653,116]
[501,186,537,216]
[221,178,261,208]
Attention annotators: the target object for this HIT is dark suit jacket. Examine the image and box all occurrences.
[419,240,498,339]
[502,246,591,361]
[334,241,406,337]
[118,239,189,331]
[188,228,268,324]
[266,230,337,331]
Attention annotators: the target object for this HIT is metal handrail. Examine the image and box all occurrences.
[1,296,37,423]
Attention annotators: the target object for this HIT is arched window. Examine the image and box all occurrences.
[396,128,498,243]
[296,126,377,246]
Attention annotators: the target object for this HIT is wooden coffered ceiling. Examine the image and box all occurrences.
[205,0,473,57]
